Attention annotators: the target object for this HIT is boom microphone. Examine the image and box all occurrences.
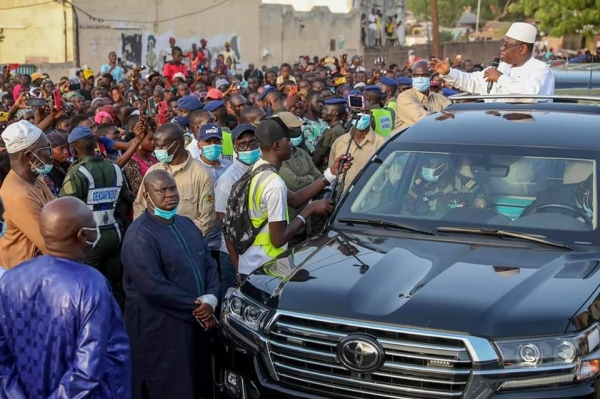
[487,57,501,94]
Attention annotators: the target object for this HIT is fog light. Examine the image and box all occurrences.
[577,359,600,380]
[556,341,576,362]
[226,370,239,388]
[519,344,541,364]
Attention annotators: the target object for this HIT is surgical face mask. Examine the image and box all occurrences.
[290,136,303,147]
[176,115,189,128]
[81,225,101,249]
[202,144,223,161]
[264,105,273,116]
[0,221,5,239]
[237,148,261,165]
[154,141,177,163]
[29,151,54,176]
[412,77,431,93]
[147,195,178,220]
[352,113,371,131]
[422,163,446,182]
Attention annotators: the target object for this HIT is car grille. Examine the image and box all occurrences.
[268,313,472,399]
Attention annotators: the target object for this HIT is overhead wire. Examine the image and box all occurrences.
[61,0,229,24]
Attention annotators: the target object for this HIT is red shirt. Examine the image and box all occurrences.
[162,62,188,84]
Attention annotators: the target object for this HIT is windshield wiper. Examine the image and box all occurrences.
[338,218,437,235]
[435,227,573,251]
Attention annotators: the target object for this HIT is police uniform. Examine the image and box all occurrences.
[204,100,234,161]
[380,77,398,121]
[365,85,394,138]
[403,174,488,216]
[59,127,134,307]
[315,98,348,171]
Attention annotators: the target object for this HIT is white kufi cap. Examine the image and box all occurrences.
[505,22,538,44]
[3,121,43,154]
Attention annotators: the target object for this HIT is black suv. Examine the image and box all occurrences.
[220,96,600,399]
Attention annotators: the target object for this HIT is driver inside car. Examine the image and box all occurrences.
[402,155,489,217]
[521,173,594,225]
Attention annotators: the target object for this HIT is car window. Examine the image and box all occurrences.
[347,150,597,239]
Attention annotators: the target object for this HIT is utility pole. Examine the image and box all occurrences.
[430,0,440,58]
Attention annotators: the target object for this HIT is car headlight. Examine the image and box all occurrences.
[225,292,269,332]
[495,325,599,368]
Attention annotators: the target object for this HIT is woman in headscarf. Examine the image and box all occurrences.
[42,131,71,196]
[122,126,156,196]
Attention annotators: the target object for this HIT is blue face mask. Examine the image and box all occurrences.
[238,148,261,165]
[202,144,223,161]
[412,77,431,93]
[29,151,54,176]
[176,115,189,127]
[290,136,303,147]
[422,163,446,182]
[352,113,371,131]
[0,221,6,239]
[148,196,179,220]
[154,142,177,163]
[264,106,273,116]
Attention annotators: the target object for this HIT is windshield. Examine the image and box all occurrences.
[339,146,598,246]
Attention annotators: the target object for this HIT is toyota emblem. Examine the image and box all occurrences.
[337,335,384,372]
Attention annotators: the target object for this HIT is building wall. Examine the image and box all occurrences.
[74,0,261,72]
[258,4,361,67]
[363,40,502,67]
[0,0,75,64]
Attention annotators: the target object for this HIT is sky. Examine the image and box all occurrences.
[261,0,352,13]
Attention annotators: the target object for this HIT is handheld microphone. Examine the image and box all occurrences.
[487,57,500,94]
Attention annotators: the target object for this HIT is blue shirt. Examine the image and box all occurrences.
[214,157,250,253]
[100,63,125,83]
[0,256,131,398]
[197,157,231,250]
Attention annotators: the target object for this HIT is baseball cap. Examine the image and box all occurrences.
[204,100,225,113]
[255,117,301,146]
[31,72,44,81]
[276,111,305,128]
[259,86,276,101]
[232,123,256,140]
[173,72,186,80]
[178,95,203,111]
[198,123,223,141]
[206,88,224,100]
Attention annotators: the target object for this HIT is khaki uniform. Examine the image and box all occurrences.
[133,153,216,237]
[329,128,386,191]
[393,87,451,132]
[315,121,346,171]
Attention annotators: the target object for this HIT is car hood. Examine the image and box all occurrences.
[241,230,600,338]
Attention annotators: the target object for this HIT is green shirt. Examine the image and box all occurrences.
[315,121,346,170]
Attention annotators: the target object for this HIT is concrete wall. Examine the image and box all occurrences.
[0,0,76,64]
[75,0,261,72]
[363,40,502,67]
[258,4,361,66]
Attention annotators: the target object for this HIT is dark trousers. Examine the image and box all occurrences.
[85,227,124,309]
[219,251,236,302]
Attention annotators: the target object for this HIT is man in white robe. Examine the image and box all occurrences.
[429,23,554,101]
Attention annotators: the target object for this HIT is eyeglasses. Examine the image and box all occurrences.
[234,139,259,152]
[500,40,522,49]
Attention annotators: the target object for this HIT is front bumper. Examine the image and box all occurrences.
[219,346,600,399]
[219,309,600,399]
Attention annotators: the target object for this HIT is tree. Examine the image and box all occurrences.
[510,0,600,46]
[406,0,519,27]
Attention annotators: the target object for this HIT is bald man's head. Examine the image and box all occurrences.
[144,169,179,214]
[40,197,96,259]
[240,106,266,126]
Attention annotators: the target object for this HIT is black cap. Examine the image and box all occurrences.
[255,117,301,146]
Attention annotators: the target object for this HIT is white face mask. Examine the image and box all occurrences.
[81,226,101,249]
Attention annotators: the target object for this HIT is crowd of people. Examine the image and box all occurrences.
[0,21,555,399]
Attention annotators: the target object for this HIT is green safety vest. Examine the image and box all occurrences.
[248,169,289,259]
[372,108,394,138]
